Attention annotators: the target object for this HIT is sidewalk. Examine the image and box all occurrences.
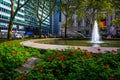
[16,57,41,73]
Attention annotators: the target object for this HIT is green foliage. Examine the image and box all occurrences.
[75,0,114,28]
[1,40,120,80]
[60,0,76,37]
[112,18,120,27]
[97,14,106,21]
[62,19,74,28]
[26,48,120,80]
[76,0,88,19]
[111,0,120,10]
[28,0,57,37]
[0,40,42,79]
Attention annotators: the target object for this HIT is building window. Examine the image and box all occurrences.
[19,25,24,30]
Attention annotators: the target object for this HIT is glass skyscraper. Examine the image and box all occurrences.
[0,0,51,37]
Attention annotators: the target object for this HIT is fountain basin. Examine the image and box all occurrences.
[90,41,104,44]
[35,38,120,47]
[20,38,119,53]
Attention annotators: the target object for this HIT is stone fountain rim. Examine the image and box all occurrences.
[20,38,119,53]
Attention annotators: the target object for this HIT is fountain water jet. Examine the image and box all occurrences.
[90,20,104,47]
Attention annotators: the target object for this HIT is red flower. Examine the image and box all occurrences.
[97,48,101,51]
[12,51,17,55]
[77,47,81,50]
[60,55,66,61]
[62,63,65,67]
[54,53,58,56]
[48,56,53,62]
[39,66,43,71]
[106,50,110,53]
[84,55,90,59]
[34,65,36,69]
[112,50,117,53]
[68,51,75,55]
[23,51,26,54]
[19,75,24,79]
[26,73,30,77]
[84,54,93,59]
[109,76,115,80]
[104,65,109,69]
[90,53,94,56]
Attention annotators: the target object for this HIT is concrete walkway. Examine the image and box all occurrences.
[16,57,40,73]
[20,39,118,53]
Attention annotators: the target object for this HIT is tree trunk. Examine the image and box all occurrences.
[7,20,14,40]
[39,24,42,38]
[64,17,67,38]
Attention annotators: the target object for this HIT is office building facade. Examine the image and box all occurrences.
[49,0,61,37]
[0,0,51,38]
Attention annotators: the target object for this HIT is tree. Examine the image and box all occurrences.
[112,18,120,27]
[60,0,76,38]
[8,0,30,40]
[29,0,57,38]
[111,0,120,28]
[112,0,120,10]
[76,0,113,30]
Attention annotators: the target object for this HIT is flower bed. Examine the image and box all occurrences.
[26,48,120,80]
[0,40,42,80]
[0,40,120,80]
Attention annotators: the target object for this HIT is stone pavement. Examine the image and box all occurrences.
[20,39,118,53]
[16,57,40,73]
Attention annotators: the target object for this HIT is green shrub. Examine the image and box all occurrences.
[24,48,120,80]
[1,40,120,80]
[0,40,42,79]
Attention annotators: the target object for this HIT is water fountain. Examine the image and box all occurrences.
[21,19,119,53]
[90,20,104,47]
